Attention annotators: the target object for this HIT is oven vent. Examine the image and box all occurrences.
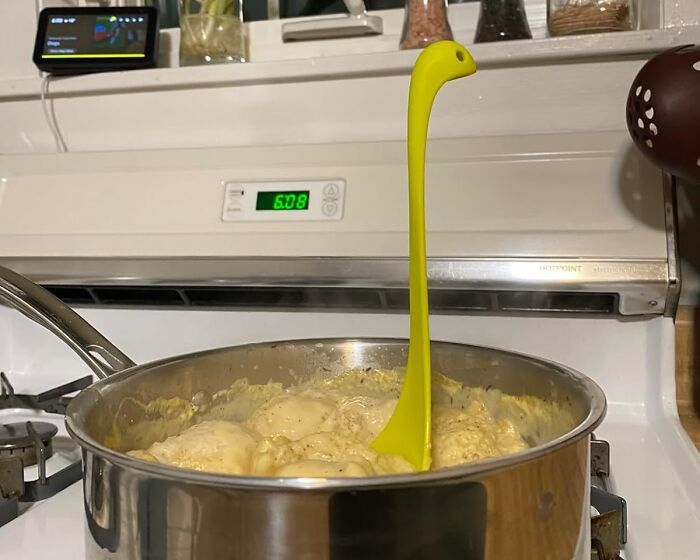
[42,285,618,315]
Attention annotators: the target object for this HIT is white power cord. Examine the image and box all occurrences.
[37,1,146,152]
[39,73,68,153]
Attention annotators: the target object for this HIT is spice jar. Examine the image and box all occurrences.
[178,0,246,66]
[548,0,637,36]
[475,0,532,43]
[400,0,453,51]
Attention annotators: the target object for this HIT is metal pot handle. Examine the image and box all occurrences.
[0,265,135,379]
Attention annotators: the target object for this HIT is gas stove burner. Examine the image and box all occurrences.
[0,421,58,467]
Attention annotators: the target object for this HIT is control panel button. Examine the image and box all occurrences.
[223,183,245,219]
[323,182,340,198]
[322,202,338,216]
[226,192,242,210]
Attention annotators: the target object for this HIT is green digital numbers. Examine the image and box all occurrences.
[258,191,311,211]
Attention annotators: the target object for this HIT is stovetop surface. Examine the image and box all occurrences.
[1,411,698,559]
[1,309,699,559]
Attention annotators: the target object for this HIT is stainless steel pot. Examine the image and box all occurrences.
[0,265,606,560]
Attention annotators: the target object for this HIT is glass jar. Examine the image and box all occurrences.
[548,0,637,37]
[178,0,246,66]
[474,0,532,43]
[147,0,180,29]
[400,0,454,51]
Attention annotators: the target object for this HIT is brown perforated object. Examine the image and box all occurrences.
[626,45,700,184]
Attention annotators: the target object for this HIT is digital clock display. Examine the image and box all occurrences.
[256,191,310,211]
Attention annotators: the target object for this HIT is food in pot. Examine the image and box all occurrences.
[128,421,257,475]
[125,369,558,477]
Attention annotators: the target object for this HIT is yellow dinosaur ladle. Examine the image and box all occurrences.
[372,41,477,471]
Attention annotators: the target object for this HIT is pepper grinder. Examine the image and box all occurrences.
[400,0,454,50]
[475,0,532,43]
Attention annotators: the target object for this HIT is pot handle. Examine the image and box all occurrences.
[0,265,135,379]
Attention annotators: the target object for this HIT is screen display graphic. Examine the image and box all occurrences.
[256,191,310,211]
[42,13,149,58]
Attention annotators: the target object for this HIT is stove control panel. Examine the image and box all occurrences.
[221,179,345,222]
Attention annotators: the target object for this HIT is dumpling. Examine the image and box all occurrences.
[336,396,397,441]
[431,402,527,469]
[135,420,258,475]
[250,430,413,477]
[245,395,337,441]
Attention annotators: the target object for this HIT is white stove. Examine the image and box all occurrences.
[1,308,699,559]
[0,132,699,558]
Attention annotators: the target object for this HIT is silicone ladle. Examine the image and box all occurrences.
[372,41,477,471]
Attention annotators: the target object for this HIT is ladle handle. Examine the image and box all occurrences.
[0,265,135,379]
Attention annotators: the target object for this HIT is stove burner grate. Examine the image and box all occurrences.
[0,371,92,414]
[0,372,85,529]
[590,438,627,560]
[0,421,58,467]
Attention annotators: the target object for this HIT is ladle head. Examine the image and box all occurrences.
[626,45,700,184]
[413,41,478,90]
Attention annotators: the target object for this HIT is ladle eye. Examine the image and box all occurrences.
[456,50,464,62]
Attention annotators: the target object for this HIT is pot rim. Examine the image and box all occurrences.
[65,337,606,490]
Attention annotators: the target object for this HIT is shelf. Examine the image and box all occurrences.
[1,25,698,102]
